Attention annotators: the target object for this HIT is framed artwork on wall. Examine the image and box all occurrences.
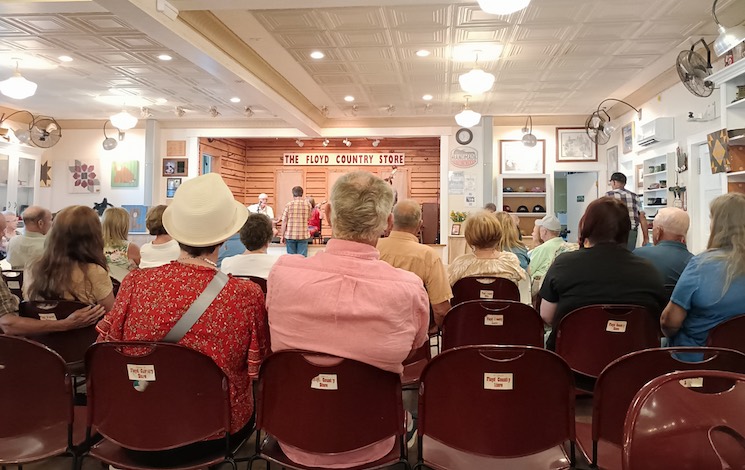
[499,139,545,174]
[166,177,182,198]
[606,146,618,187]
[111,160,139,188]
[166,140,186,157]
[622,122,635,154]
[556,127,597,162]
[162,158,188,177]
[636,164,644,191]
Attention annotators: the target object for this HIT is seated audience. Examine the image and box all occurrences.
[25,205,115,311]
[484,202,497,213]
[102,207,140,281]
[139,205,180,268]
[97,173,269,464]
[530,219,543,249]
[634,207,693,285]
[267,171,429,468]
[528,214,565,282]
[0,210,20,255]
[377,199,452,326]
[539,197,667,350]
[7,206,53,269]
[662,193,745,358]
[222,213,282,279]
[495,211,529,270]
[307,197,321,236]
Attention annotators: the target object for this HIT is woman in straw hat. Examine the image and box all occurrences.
[96,173,270,463]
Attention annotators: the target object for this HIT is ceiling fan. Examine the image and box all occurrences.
[29,116,62,148]
[676,38,714,98]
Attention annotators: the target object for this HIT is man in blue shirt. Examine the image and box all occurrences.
[634,207,693,286]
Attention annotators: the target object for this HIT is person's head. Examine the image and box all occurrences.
[653,207,689,244]
[707,193,745,293]
[22,206,53,235]
[536,214,561,242]
[292,186,304,197]
[610,172,627,190]
[163,173,248,258]
[3,211,17,230]
[0,214,6,234]
[101,207,130,245]
[464,210,503,251]
[494,211,524,250]
[326,171,394,245]
[258,193,268,207]
[145,205,169,236]
[484,202,497,213]
[392,199,422,234]
[240,213,273,251]
[531,219,542,244]
[307,197,316,209]
[578,197,630,247]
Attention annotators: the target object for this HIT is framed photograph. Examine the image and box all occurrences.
[636,164,644,190]
[162,158,188,177]
[451,223,461,236]
[499,139,545,174]
[556,127,597,162]
[606,146,618,186]
[622,122,635,154]
[166,177,182,198]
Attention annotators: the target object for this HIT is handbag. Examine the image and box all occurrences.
[163,271,229,343]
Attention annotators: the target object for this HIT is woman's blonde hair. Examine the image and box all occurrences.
[494,211,526,250]
[707,193,745,292]
[463,210,503,250]
[102,207,130,245]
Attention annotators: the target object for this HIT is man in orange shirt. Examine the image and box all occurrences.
[280,186,311,256]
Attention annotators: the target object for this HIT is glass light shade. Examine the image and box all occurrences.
[455,109,481,128]
[522,133,537,147]
[459,68,495,94]
[13,128,30,144]
[602,123,616,138]
[110,110,138,130]
[102,137,117,151]
[477,0,531,15]
[714,24,745,56]
[0,72,37,100]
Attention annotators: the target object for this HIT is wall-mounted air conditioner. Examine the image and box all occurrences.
[637,117,674,147]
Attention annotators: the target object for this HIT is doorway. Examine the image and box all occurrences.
[202,154,213,174]
[554,171,598,243]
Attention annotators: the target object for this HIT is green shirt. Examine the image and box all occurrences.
[528,236,565,280]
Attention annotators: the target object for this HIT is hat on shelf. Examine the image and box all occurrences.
[532,204,546,213]
[536,214,561,231]
[517,205,529,213]
[503,205,512,212]
[504,187,514,192]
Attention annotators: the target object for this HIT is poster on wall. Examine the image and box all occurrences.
[707,129,731,174]
[622,122,634,154]
[556,128,597,162]
[448,171,465,194]
[166,178,182,198]
[500,140,545,174]
[606,146,618,189]
[111,160,139,188]
[67,159,100,194]
[40,160,51,187]
[122,205,148,233]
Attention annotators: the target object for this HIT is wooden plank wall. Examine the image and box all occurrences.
[198,138,248,202]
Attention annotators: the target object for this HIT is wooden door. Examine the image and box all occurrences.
[275,169,305,219]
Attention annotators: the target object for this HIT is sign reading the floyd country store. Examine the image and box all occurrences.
[450,147,478,168]
[283,153,405,166]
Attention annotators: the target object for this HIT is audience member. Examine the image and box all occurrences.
[6,206,52,269]
[139,205,180,268]
[102,207,140,281]
[97,173,269,465]
[279,186,311,256]
[247,192,274,219]
[378,199,452,326]
[530,219,543,249]
[0,210,19,255]
[509,213,523,241]
[634,207,693,285]
[217,231,244,268]
[495,211,529,270]
[484,202,497,212]
[267,171,428,468]
[307,197,321,236]
[662,193,745,359]
[222,213,282,279]
[606,172,648,249]
[528,214,564,282]
[25,205,115,311]
[540,197,667,350]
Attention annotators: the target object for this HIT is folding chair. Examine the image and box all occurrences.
[707,313,745,354]
[577,347,745,470]
[110,276,121,297]
[81,341,245,470]
[252,350,411,469]
[441,300,543,351]
[0,335,85,469]
[233,275,267,294]
[401,339,431,389]
[415,345,576,469]
[623,370,745,470]
[451,276,520,307]
[1,269,23,299]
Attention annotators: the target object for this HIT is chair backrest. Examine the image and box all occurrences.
[451,276,520,306]
[555,304,660,378]
[623,370,745,470]
[110,277,121,297]
[594,347,745,449]
[1,269,23,298]
[85,342,231,451]
[0,335,72,438]
[441,300,543,350]
[256,350,404,454]
[418,345,575,458]
[19,300,95,365]
[707,314,745,354]
[233,275,267,294]
[663,283,675,302]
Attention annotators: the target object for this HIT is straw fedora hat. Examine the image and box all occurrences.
[162,173,247,247]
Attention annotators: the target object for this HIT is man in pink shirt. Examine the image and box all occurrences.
[267,171,429,468]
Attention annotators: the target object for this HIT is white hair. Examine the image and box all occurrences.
[329,171,394,243]
[392,199,421,230]
[654,207,689,237]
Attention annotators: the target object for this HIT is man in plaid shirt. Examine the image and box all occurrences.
[606,172,648,250]
[280,185,312,256]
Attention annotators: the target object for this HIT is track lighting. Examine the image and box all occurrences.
[244,106,254,117]
[351,105,358,116]
[424,103,433,113]
[295,139,304,147]
[386,105,396,115]
[140,107,153,118]
[209,106,220,118]
[454,95,481,128]
[175,106,186,117]
[343,138,352,147]
[322,139,329,147]
[521,115,537,147]
[372,139,381,147]
[320,106,329,117]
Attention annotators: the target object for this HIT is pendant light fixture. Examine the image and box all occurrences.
[712,0,745,56]
[458,52,495,95]
[0,60,37,100]
[477,0,531,15]
[455,95,481,128]
[109,107,138,130]
[521,115,537,147]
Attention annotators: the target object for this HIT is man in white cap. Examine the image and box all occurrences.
[247,193,274,219]
[528,214,564,283]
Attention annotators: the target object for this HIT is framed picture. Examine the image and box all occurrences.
[606,146,618,186]
[622,122,635,154]
[556,127,597,162]
[499,139,545,174]
[162,158,188,177]
[636,164,644,190]
[451,223,461,236]
[166,177,182,198]
[166,140,186,156]
[111,160,139,188]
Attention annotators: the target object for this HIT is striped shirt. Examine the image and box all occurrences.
[281,198,311,240]
[606,188,640,229]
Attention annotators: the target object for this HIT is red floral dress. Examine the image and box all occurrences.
[96,262,269,433]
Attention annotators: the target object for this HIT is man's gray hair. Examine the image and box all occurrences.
[392,199,421,230]
[654,207,689,237]
[330,171,394,243]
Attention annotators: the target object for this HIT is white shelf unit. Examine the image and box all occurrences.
[498,173,549,238]
[642,153,672,231]
[709,59,745,195]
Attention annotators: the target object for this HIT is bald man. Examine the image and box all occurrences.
[377,199,453,326]
[7,206,53,269]
[634,207,693,285]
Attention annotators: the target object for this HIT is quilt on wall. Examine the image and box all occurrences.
[68,159,100,193]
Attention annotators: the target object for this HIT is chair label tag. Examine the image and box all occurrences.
[127,364,156,381]
[679,377,704,388]
[606,320,627,333]
[38,313,57,321]
[8,281,19,289]
[311,374,338,390]
[484,314,504,326]
[479,290,494,299]
[484,373,513,390]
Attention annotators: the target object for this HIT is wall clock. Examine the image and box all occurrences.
[456,128,473,145]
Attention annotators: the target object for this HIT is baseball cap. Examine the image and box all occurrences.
[516,205,529,213]
[610,172,627,184]
[536,214,561,232]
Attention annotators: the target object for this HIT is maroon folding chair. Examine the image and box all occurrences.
[576,347,745,470]
[555,304,660,391]
[451,276,520,307]
[707,313,745,354]
[415,345,576,469]
[441,299,543,351]
[0,335,85,469]
[623,370,745,470]
[1,269,23,299]
[252,350,410,469]
[82,341,244,470]
[233,275,267,294]
[401,339,431,389]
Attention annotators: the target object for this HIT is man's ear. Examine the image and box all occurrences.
[387,213,393,232]
[323,203,332,228]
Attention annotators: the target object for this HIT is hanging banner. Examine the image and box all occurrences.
[283,153,405,166]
